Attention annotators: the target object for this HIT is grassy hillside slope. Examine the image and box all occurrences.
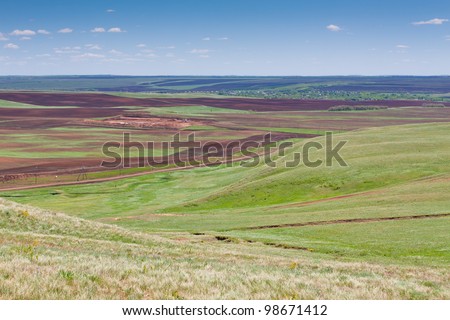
[1,198,449,299]
[168,123,450,211]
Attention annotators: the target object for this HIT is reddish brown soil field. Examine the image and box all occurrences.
[0,107,126,129]
[0,132,307,177]
[1,92,448,111]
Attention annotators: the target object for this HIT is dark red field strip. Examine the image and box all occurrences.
[1,92,448,112]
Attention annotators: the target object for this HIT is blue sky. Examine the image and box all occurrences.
[1,0,450,75]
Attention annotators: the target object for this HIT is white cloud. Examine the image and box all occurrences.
[20,37,31,41]
[166,53,175,58]
[123,57,144,62]
[91,27,106,33]
[106,9,115,13]
[10,29,36,36]
[326,24,342,32]
[109,49,124,55]
[0,33,8,41]
[413,18,448,25]
[199,55,210,58]
[37,29,50,35]
[189,49,212,54]
[218,37,229,40]
[54,46,81,54]
[136,50,157,58]
[158,45,176,49]
[445,35,450,41]
[396,44,409,49]
[72,53,105,59]
[58,28,73,33]
[85,44,102,50]
[4,43,19,49]
[202,37,211,41]
[108,27,123,33]
[136,44,146,48]
[102,58,120,62]
[102,57,145,63]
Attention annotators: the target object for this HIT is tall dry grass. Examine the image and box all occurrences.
[1,198,449,299]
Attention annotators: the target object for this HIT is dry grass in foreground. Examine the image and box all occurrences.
[0,198,449,300]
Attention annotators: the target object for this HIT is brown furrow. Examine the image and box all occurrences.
[237,213,450,230]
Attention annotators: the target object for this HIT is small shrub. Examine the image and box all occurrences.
[171,290,184,300]
[283,292,300,300]
[19,210,30,218]
[87,274,101,284]
[328,105,388,111]
[120,270,133,280]
[422,103,446,108]
[12,242,39,262]
[1,209,11,217]
[59,270,75,282]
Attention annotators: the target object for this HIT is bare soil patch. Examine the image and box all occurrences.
[78,114,209,130]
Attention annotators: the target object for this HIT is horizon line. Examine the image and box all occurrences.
[2,74,450,77]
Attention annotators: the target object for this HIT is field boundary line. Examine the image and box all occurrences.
[232,213,450,230]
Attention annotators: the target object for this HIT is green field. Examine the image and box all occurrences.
[0,99,76,109]
[135,105,255,116]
